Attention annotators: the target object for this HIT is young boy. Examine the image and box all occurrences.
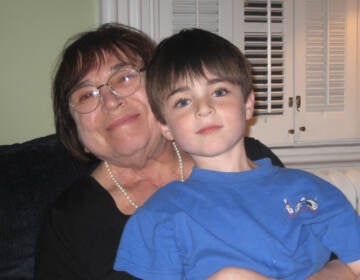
[113,28,360,279]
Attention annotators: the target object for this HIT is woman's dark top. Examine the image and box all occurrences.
[34,137,283,280]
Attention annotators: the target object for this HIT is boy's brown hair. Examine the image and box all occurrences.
[146,28,253,124]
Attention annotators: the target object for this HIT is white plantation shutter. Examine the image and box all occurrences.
[172,0,219,33]
[243,0,285,116]
[171,0,286,116]
[305,0,345,112]
[100,0,360,148]
[293,0,359,143]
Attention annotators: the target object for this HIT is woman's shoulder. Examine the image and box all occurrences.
[36,176,131,279]
[47,175,129,231]
[52,175,110,210]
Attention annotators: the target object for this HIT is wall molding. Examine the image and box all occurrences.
[272,143,360,170]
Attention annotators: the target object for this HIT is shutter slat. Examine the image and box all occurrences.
[244,0,285,116]
[305,0,345,112]
[173,0,219,33]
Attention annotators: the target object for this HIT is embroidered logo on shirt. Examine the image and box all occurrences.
[283,197,318,217]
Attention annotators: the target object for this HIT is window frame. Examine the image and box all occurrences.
[99,0,360,168]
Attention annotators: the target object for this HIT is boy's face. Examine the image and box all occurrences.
[160,70,254,161]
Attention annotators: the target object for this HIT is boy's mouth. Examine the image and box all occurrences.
[196,125,222,134]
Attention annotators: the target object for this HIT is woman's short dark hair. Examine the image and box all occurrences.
[146,28,253,124]
[53,23,156,161]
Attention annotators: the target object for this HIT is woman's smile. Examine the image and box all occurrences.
[106,113,141,131]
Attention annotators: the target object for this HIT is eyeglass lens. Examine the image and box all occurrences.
[70,68,141,114]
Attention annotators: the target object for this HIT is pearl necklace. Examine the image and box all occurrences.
[104,141,184,209]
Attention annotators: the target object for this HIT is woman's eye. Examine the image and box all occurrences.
[174,98,190,108]
[73,89,97,104]
[114,74,130,85]
[112,70,137,86]
[213,88,228,97]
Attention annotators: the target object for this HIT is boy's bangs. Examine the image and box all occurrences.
[203,60,241,85]
[167,63,206,91]
[165,56,240,93]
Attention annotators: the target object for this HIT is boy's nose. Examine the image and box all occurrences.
[196,100,214,117]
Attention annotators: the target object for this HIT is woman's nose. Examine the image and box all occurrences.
[100,84,124,110]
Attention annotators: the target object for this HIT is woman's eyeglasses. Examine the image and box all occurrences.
[69,67,144,114]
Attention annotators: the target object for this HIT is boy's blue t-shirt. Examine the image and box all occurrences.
[113,158,360,280]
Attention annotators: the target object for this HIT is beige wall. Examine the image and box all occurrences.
[0,0,99,144]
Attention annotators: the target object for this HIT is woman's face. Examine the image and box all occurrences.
[69,54,163,164]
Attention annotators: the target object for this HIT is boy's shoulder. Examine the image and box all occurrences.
[276,166,353,213]
[140,180,186,211]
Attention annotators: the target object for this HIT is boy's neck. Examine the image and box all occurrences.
[194,157,257,172]
[191,144,257,172]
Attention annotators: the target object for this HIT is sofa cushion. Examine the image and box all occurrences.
[0,134,97,279]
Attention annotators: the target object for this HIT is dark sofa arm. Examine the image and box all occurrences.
[0,134,97,279]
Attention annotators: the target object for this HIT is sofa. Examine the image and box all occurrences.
[1,134,359,279]
[0,134,98,279]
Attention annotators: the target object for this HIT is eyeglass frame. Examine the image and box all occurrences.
[68,66,145,114]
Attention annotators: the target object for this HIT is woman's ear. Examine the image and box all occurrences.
[245,91,255,121]
[160,123,175,141]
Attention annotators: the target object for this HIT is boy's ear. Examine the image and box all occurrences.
[245,90,255,120]
[160,123,175,141]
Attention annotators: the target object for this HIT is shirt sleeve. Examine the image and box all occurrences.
[113,208,183,280]
[312,205,360,264]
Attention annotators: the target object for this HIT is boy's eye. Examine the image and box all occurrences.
[213,88,228,97]
[174,98,191,108]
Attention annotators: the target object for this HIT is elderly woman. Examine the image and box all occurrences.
[34,23,353,279]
